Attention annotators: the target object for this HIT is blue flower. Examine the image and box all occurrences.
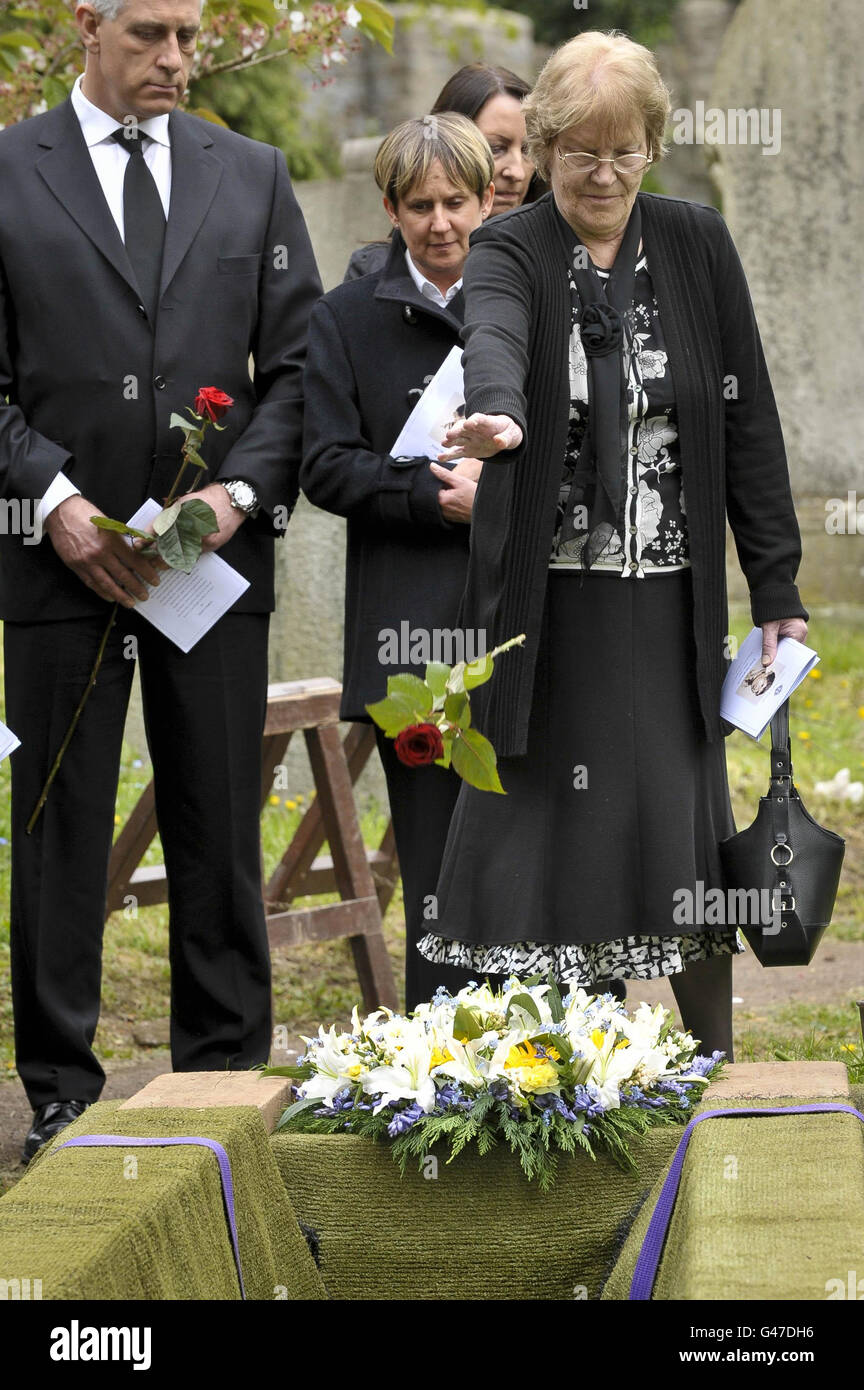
[688,1050,726,1077]
[387,1102,425,1137]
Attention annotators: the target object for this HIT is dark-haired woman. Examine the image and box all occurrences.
[345,63,543,281]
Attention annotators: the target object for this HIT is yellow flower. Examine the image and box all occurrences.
[808,669,822,680]
[841,1043,857,1053]
[514,1061,558,1092]
[284,799,297,810]
[346,1064,363,1077]
[505,1040,554,1069]
[804,697,814,708]
[858,708,864,720]
[797,731,811,740]
[614,1038,630,1051]
[430,1046,454,1068]
[269,794,280,806]
[590,1028,606,1050]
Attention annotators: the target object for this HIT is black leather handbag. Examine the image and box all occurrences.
[719,700,846,965]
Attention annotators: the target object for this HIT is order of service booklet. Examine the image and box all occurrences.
[0,719,21,762]
[125,498,249,653]
[720,625,819,739]
[390,345,465,461]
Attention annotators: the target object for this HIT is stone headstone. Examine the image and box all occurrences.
[710,0,864,615]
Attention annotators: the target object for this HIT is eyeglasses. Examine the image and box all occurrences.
[556,149,652,176]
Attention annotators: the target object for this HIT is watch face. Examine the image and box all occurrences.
[227,481,256,511]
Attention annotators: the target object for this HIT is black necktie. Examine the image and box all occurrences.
[111,127,166,320]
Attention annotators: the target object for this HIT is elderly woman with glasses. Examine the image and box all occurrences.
[417,31,809,1056]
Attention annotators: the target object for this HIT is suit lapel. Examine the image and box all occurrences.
[36,98,140,300]
[160,111,223,297]
[35,99,224,308]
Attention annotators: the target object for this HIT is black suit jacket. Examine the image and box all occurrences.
[0,95,322,621]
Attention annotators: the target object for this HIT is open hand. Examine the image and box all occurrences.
[437,412,523,461]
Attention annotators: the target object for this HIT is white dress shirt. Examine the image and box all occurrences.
[37,76,173,531]
[404,250,462,309]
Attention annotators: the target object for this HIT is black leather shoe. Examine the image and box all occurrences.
[22,1099,90,1164]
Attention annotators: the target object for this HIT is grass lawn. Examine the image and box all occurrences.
[0,609,862,1080]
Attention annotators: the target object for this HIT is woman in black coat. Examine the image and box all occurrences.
[418,33,809,1056]
[301,114,495,1010]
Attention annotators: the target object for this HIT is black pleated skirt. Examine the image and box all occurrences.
[418,567,739,978]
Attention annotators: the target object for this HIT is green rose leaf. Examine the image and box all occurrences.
[153,501,216,573]
[443,690,470,729]
[90,517,152,542]
[152,501,182,536]
[424,661,451,699]
[387,672,434,718]
[177,498,219,538]
[169,412,195,433]
[451,727,505,794]
[184,444,209,475]
[463,653,494,690]
[365,692,423,737]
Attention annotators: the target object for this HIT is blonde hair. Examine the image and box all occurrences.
[523,30,671,180]
[374,113,495,207]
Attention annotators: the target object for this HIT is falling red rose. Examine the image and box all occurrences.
[394,723,445,767]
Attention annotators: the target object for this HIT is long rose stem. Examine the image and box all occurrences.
[25,420,211,832]
[26,602,119,834]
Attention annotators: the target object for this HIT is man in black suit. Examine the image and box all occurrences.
[0,0,322,1160]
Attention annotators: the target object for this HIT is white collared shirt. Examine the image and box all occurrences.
[70,73,172,233]
[38,78,173,528]
[404,250,462,309]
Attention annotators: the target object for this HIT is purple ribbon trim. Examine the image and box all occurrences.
[629,1102,864,1300]
[51,1134,246,1300]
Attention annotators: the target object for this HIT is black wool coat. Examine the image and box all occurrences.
[300,233,471,720]
[456,191,809,757]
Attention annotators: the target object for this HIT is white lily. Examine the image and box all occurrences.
[363,1035,438,1114]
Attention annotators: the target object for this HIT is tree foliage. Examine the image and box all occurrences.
[0,0,394,137]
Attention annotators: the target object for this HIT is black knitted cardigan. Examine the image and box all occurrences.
[457,190,808,758]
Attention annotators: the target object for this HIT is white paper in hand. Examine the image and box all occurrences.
[390,345,465,461]
[126,498,249,653]
[0,719,21,761]
[720,626,819,739]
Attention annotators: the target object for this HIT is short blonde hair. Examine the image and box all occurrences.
[374,113,495,207]
[524,31,671,181]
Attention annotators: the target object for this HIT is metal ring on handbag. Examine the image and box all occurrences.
[770,841,794,866]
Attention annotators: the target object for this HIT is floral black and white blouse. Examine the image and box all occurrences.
[550,253,690,576]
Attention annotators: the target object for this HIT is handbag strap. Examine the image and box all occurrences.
[767,698,796,919]
[629,1103,864,1299]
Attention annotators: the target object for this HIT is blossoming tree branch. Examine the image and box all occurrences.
[0,0,394,126]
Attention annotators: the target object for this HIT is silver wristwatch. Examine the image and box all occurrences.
[221,479,259,516]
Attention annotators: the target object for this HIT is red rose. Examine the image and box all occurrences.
[394,723,444,768]
[194,387,235,422]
